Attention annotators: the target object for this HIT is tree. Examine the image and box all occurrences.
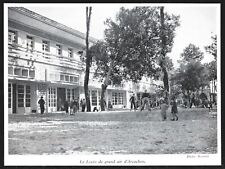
[159,6,169,98]
[204,34,217,96]
[84,6,92,112]
[205,35,217,61]
[179,43,204,64]
[173,44,208,97]
[174,61,209,92]
[90,6,179,110]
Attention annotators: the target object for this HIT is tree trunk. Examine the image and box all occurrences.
[100,61,114,111]
[84,7,92,112]
[160,6,170,94]
[100,84,107,111]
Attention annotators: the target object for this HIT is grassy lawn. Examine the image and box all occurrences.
[7,107,217,155]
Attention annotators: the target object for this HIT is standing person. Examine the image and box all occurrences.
[160,99,169,121]
[129,93,136,111]
[38,96,45,114]
[70,99,78,115]
[73,98,79,114]
[171,97,178,121]
[108,100,113,110]
[141,90,150,111]
[190,93,195,108]
[64,99,69,114]
[81,98,86,112]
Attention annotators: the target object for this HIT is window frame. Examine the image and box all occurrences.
[42,40,50,52]
[8,30,17,44]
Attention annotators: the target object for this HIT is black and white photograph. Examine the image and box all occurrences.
[4,3,221,166]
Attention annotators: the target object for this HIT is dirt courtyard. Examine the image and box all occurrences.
[8,107,217,155]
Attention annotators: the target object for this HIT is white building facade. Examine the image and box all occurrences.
[7,7,158,114]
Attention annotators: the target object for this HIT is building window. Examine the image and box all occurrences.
[42,40,49,52]
[67,89,71,101]
[68,48,73,58]
[70,76,74,83]
[73,76,79,83]
[65,75,69,82]
[17,85,31,108]
[112,92,124,105]
[22,69,28,77]
[14,68,21,76]
[18,85,24,107]
[26,35,34,51]
[91,90,97,106]
[8,30,17,44]
[8,83,12,108]
[8,67,13,75]
[97,91,100,106]
[25,85,31,107]
[48,88,56,107]
[72,89,75,100]
[29,70,35,78]
[56,44,62,56]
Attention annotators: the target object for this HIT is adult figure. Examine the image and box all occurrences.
[81,98,86,112]
[108,100,113,110]
[64,99,69,114]
[38,96,45,114]
[129,93,136,111]
[190,93,195,108]
[70,98,78,115]
[141,90,150,111]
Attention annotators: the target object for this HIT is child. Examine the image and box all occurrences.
[160,99,169,121]
[171,97,178,121]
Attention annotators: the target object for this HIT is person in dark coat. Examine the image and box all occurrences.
[171,97,178,121]
[129,93,136,111]
[38,96,45,114]
[64,99,69,114]
[70,99,78,115]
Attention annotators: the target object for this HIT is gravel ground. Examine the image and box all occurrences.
[8,107,217,155]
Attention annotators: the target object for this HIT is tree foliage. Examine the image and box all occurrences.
[90,6,180,110]
[173,44,209,94]
[204,34,217,81]
[179,43,204,64]
[173,61,209,92]
[205,34,217,61]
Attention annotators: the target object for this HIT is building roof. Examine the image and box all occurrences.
[9,7,98,43]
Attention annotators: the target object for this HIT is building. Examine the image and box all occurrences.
[7,7,158,114]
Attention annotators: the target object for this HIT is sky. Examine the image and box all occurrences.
[17,3,219,68]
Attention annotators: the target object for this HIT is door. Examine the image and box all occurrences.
[57,88,65,111]
[12,84,16,114]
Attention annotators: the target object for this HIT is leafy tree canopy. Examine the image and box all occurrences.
[91,6,180,85]
[179,44,204,64]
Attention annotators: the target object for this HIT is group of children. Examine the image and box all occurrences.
[129,91,179,121]
[160,97,178,121]
[64,98,86,115]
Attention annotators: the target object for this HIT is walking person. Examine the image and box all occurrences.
[38,96,45,114]
[129,93,136,111]
[170,97,178,121]
[160,99,169,121]
[141,90,150,111]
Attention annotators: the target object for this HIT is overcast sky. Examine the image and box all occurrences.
[13,3,219,67]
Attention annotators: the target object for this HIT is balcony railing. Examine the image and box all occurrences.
[8,43,84,70]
